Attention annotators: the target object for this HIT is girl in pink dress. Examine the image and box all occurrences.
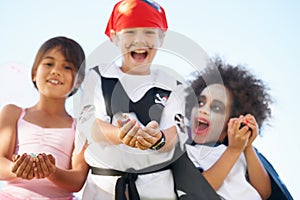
[0,36,89,199]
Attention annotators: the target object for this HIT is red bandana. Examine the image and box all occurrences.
[105,0,168,39]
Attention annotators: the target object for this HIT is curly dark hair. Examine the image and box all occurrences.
[186,57,272,133]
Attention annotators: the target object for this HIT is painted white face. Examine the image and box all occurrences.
[33,47,76,98]
[191,84,232,144]
[114,27,163,74]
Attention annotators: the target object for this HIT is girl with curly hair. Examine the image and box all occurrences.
[186,57,273,200]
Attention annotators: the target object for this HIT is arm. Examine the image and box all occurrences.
[92,117,140,146]
[202,116,250,190]
[0,105,22,180]
[243,114,271,199]
[202,147,242,190]
[43,144,89,192]
[244,146,271,199]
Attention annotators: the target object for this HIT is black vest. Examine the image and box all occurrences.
[93,66,171,125]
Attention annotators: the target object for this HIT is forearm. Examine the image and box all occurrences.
[202,147,241,190]
[0,157,16,180]
[47,167,88,192]
[244,146,271,199]
[92,119,121,144]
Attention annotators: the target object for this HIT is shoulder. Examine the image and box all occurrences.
[89,63,118,76]
[0,104,22,120]
[152,69,185,90]
[1,104,22,115]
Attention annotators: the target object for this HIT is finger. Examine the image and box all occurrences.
[44,154,56,174]
[27,168,34,180]
[136,140,149,150]
[136,135,152,149]
[21,157,33,179]
[146,121,159,129]
[129,135,137,147]
[38,154,50,177]
[237,117,248,132]
[15,155,30,177]
[116,119,123,128]
[122,123,139,146]
[33,158,44,179]
[138,129,156,144]
[47,154,56,165]
[118,119,136,140]
[11,154,26,173]
[12,154,20,162]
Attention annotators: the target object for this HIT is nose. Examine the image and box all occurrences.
[51,65,61,76]
[199,106,209,115]
[133,30,146,46]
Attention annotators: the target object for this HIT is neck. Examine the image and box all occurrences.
[34,95,68,116]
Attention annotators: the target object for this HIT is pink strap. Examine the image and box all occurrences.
[19,108,26,120]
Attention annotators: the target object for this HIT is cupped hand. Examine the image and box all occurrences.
[11,153,34,180]
[33,153,56,179]
[117,118,140,147]
[136,121,161,150]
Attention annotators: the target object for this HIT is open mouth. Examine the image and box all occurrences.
[194,117,210,135]
[130,49,148,62]
[47,79,63,85]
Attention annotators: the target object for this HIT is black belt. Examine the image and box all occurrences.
[91,166,170,200]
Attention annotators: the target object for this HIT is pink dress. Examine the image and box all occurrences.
[0,108,76,200]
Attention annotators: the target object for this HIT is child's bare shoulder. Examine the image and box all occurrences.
[0,104,22,119]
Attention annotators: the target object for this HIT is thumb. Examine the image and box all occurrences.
[147,121,159,129]
[12,154,20,162]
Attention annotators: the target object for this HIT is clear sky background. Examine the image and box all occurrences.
[1,1,299,199]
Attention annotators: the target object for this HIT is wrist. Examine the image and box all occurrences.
[227,146,244,155]
[150,131,166,150]
[244,145,254,153]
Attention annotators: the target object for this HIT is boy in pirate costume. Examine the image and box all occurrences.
[75,0,218,199]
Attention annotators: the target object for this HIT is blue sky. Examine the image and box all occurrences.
[1,1,299,198]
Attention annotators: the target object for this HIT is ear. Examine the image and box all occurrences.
[32,72,36,82]
[110,30,119,46]
[158,31,166,47]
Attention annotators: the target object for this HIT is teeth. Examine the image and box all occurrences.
[199,119,208,124]
[133,49,146,54]
[48,79,60,84]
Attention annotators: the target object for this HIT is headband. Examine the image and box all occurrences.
[105,0,168,39]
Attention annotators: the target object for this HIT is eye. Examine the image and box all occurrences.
[64,65,73,70]
[43,62,53,67]
[211,101,225,113]
[123,30,135,35]
[198,96,206,107]
[145,30,156,35]
[198,100,205,107]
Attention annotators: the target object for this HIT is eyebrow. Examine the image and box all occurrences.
[43,56,54,60]
[42,56,72,64]
[199,95,206,99]
[212,99,225,107]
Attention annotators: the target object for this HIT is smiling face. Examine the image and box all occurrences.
[112,27,163,74]
[32,47,76,99]
[192,83,233,144]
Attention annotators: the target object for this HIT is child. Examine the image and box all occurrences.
[0,36,89,199]
[185,57,273,199]
[75,0,197,199]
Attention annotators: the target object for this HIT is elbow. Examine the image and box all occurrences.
[260,188,272,200]
[68,181,85,193]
